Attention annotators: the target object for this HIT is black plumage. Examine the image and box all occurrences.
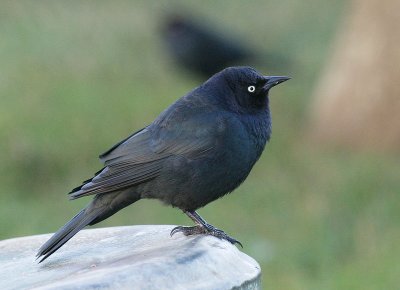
[37,66,289,262]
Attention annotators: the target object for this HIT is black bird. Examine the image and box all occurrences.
[162,15,253,78]
[37,66,290,262]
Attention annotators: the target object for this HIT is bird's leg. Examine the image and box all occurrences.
[170,210,243,247]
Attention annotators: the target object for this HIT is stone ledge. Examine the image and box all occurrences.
[0,225,261,290]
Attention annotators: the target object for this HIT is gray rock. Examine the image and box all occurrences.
[0,225,261,290]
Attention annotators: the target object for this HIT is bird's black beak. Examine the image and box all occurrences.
[263,76,291,91]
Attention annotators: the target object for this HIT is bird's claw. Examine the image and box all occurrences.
[170,225,206,237]
[170,224,243,248]
[205,225,243,248]
[214,232,243,248]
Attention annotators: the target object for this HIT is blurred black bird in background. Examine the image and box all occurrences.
[161,14,254,78]
[37,66,290,262]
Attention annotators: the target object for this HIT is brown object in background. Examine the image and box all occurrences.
[309,0,400,151]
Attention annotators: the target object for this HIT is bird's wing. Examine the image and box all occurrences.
[150,105,218,158]
[69,127,167,198]
[69,105,219,199]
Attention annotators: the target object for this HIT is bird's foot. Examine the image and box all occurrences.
[170,224,243,248]
[204,224,243,247]
[170,225,206,236]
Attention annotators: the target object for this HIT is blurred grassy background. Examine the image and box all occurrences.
[1,1,399,289]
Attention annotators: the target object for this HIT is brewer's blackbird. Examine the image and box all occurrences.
[162,15,253,78]
[37,66,289,262]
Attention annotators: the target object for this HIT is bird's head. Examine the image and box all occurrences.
[206,66,290,112]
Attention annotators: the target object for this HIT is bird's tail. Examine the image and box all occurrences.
[36,207,101,263]
[36,189,140,263]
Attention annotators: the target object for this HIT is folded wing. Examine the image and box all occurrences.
[69,107,218,199]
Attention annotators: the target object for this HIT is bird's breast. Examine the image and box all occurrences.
[146,111,271,211]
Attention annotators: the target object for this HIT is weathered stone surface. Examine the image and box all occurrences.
[0,225,261,290]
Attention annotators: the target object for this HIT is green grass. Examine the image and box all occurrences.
[1,1,399,289]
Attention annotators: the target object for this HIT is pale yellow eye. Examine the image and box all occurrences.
[247,85,256,93]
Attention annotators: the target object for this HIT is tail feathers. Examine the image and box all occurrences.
[36,208,100,263]
[37,189,141,263]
